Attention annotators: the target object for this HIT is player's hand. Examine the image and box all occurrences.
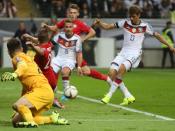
[170,47,175,53]
[22,33,31,39]
[77,67,83,76]
[92,18,101,26]
[81,37,85,43]
[26,41,35,47]
[41,22,47,28]
[1,72,17,81]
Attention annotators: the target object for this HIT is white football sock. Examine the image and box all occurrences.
[119,82,133,98]
[62,77,70,90]
[107,81,119,98]
[107,76,113,85]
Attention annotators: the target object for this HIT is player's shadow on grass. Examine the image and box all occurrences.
[0,120,12,127]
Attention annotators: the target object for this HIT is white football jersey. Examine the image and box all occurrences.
[53,32,82,61]
[115,19,154,55]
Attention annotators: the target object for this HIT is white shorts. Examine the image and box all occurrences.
[51,57,76,74]
[111,52,142,71]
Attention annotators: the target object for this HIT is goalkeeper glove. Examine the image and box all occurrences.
[1,72,18,81]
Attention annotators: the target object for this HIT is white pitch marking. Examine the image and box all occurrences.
[77,95,175,121]
[58,91,175,121]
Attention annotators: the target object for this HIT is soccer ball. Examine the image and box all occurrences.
[64,85,78,99]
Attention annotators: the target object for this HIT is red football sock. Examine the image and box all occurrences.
[115,78,122,84]
[54,72,59,83]
[89,69,107,81]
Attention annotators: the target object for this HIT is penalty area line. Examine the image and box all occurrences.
[77,95,175,121]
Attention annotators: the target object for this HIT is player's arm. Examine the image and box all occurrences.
[93,18,116,30]
[26,41,44,56]
[76,52,83,75]
[76,37,83,75]
[153,32,175,53]
[76,52,83,68]
[14,59,28,77]
[82,27,96,42]
[22,34,39,44]
[41,23,58,32]
[1,58,28,81]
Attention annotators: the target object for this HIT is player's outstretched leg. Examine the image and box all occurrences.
[101,81,119,104]
[50,111,69,125]
[119,81,135,106]
[33,111,69,125]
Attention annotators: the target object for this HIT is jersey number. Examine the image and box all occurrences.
[130,35,135,41]
[44,54,52,69]
[65,49,68,54]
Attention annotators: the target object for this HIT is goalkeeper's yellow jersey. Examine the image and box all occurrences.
[12,52,51,93]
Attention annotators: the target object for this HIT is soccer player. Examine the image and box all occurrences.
[93,5,175,105]
[51,19,83,92]
[1,38,68,127]
[42,4,109,85]
[23,29,64,109]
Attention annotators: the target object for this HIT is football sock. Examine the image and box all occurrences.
[119,82,133,98]
[107,82,119,98]
[34,115,52,125]
[54,72,59,83]
[89,69,107,81]
[62,76,69,89]
[115,78,122,84]
[17,105,34,122]
[107,76,112,85]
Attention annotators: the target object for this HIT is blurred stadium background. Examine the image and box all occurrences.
[1,0,175,130]
[0,0,175,68]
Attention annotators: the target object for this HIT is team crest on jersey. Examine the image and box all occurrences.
[58,36,77,47]
[132,28,136,33]
[124,21,146,34]
[73,24,77,28]
[138,28,143,32]
[65,42,69,47]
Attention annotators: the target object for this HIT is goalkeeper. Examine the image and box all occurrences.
[1,38,68,128]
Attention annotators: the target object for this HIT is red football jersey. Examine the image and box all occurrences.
[34,42,53,71]
[56,19,90,35]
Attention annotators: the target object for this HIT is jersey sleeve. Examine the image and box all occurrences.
[56,19,65,29]
[12,56,28,77]
[80,21,91,33]
[114,19,126,28]
[76,37,82,52]
[52,33,59,43]
[145,23,154,36]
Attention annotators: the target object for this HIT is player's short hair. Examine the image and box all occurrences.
[166,21,172,26]
[38,28,49,43]
[64,18,73,24]
[129,5,141,16]
[68,4,80,12]
[64,19,73,27]
[7,38,21,54]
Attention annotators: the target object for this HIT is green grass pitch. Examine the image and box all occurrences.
[0,68,175,130]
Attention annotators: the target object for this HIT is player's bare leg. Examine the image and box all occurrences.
[61,67,71,90]
[60,67,72,101]
[53,86,65,109]
[51,71,65,109]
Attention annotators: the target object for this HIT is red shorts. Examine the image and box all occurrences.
[42,68,57,91]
